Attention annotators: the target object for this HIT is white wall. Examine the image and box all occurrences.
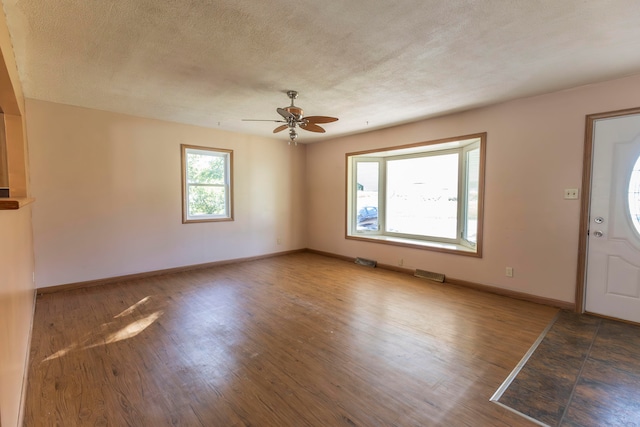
[0,12,35,426]
[306,74,640,304]
[26,100,307,288]
[0,206,35,427]
[25,74,640,301]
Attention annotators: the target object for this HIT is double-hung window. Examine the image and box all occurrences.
[181,144,233,223]
[346,133,485,256]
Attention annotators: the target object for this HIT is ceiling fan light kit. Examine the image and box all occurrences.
[243,90,338,145]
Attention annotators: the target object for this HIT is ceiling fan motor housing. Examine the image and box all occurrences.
[285,106,303,118]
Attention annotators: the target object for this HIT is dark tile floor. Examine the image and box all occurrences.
[493,311,640,427]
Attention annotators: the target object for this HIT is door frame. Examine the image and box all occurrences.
[575,106,640,314]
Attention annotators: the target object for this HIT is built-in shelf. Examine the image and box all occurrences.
[0,197,34,210]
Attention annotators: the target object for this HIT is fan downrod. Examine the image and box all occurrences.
[286,90,299,103]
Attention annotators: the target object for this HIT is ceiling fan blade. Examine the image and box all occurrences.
[273,124,288,133]
[300,123,326,133]
[277,108,294,120]
[304,116,339,124]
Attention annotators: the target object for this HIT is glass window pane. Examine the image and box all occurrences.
[356,162,379,231]
[386,154,459,239]
[187,152,226,185]
[188,185,227,217]
[465,148,480,244]
[628,156,640,235]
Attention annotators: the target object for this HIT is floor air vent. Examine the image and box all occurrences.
[355,257,377,268]
[415,269,445,283]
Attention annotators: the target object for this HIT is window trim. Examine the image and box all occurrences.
[181,144,234,224]
[345,133,486,257]
[0,114,9,193]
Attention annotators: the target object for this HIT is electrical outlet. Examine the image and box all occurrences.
[506,267,514,277]
[564,188,579,199]
[399,258,404,266]
[277,237,282,245]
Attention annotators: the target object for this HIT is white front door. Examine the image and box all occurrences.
[585,111,640,323]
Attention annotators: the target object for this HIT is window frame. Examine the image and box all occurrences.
[0,114,9,195]
[461,142,481,248]
[345,133,486,257]
[181,144,234,224]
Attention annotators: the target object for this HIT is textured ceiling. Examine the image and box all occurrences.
[3,0,640,143]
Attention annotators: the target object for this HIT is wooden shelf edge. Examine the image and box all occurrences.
[0,197,35,210]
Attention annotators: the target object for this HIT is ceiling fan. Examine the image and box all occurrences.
[243,90,338,145]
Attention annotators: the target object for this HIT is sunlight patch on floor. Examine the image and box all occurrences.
[42,296,162,362]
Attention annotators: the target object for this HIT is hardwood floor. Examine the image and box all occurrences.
[24,252,558,426]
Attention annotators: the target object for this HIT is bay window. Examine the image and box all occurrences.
[346,133,485,256]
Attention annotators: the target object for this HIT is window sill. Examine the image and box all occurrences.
[0,197,35,210]
[346,234,480,257]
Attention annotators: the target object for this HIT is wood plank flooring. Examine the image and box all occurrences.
[24,252,558,426]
